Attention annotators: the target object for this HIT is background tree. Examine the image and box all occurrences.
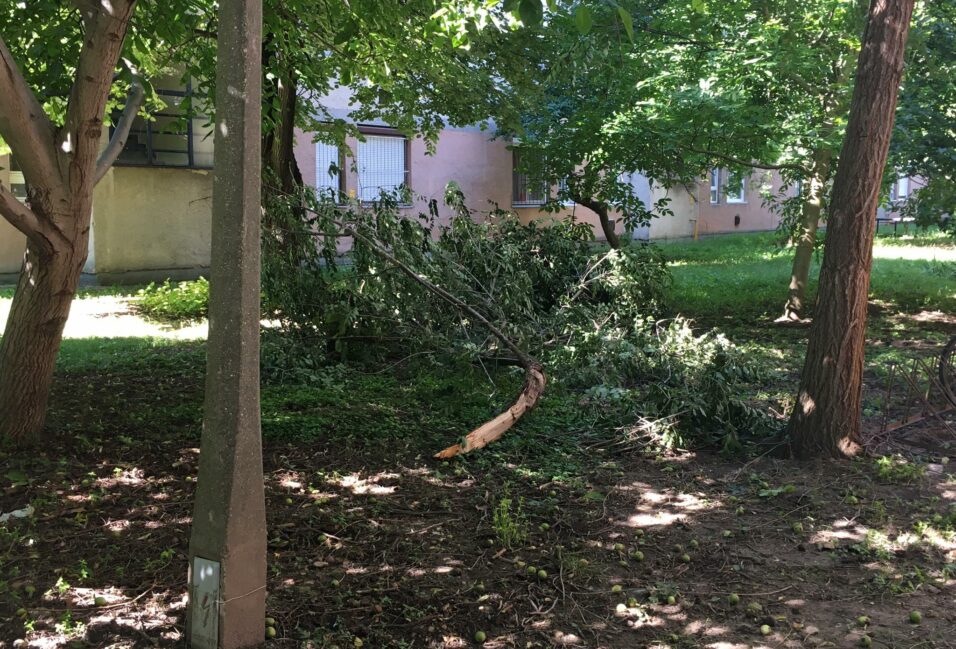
[785,0,915,459]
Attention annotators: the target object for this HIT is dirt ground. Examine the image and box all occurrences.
[1,298,955,649]
[2,416,955,649]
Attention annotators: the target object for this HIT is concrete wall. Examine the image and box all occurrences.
[0,154,26,276]
[91,166,214,283]
[646,183,697,240]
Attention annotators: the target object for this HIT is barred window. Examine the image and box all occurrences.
[512,151,547,206]
[114,79,214,169]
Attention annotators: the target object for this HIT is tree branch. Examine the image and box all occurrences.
[685,146,811,176]
[0,184,67,257]
[63,0,137,179]
[94,76,144,184]
[0,35,60,189]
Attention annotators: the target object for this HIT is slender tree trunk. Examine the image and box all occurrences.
[786,0,915,459]
[779,151,832,322]
[577,197,621,248]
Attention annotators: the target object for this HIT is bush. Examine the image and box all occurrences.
[261,184,767,452]
[136,278,209,321]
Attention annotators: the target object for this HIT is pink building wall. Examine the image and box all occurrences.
[293,126,625,241]
[695,170,790,236]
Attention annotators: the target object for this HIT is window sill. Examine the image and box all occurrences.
[513,202,546,208]
[726,199,748,204]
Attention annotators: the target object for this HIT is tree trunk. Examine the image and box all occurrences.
[577,197,621,248]
[779,151,832,322]
[0,235,87,441]
[785,0,915,459]
[0,1,138,443]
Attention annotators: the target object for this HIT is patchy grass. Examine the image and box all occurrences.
[1,231,955,648]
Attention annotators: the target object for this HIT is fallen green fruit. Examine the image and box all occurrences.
[537,569,548,579]
[611,584,623,593]
[856,615,869,626]
[860,635,872,647]
[760,624,771,636]
[94,596,107,607]
[728,593,740,605]
[680,554,691,563]
[474,631,487,643]
[909,610,922,624]
[631,550,644,561]
[265,627,277,639]
[792,522,804,533]
[613,543,625,552]
[265,617,276,626]
[666,595,676,605]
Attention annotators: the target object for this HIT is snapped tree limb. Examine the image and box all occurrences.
[302,204,548,458]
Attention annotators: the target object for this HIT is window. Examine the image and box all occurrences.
[314,142,342,200]
[709,169,720,204]
[357,133,408,202]
[115,80,214,169]
[7,156,27,201]
[891,175,910,201]
[512,151,547,206]
[725,171,747,203]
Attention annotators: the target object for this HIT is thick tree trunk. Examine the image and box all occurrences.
[0,234,87,441]
[779,151,832,322]
[785,0,915,459]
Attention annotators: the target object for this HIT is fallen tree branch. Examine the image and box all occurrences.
[300,203,547,458]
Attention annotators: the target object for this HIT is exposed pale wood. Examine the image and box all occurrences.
[435,365,547,458]
[299,203,549,457]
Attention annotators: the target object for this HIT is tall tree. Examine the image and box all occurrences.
[785,0,915,459]
[0,1,144,442]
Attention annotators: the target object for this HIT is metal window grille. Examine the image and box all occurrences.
[357,135,407,202]
[114,83,214,169]
[315,142,341,200]
[512,151,547,206]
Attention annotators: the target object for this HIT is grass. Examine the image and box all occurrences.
[660,230,956,321]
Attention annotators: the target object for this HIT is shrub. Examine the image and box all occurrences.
[136,278,209,321]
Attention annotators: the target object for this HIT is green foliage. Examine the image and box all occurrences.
[874,455,926,484]
[135,278,209,321]
[262,185,767,452]
[492,495,529,548]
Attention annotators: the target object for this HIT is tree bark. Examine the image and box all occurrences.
[0,237,88,440]
[576,196,621,248]
[785,0,915,459]
[779,150,832,322]
[0,1,137,443]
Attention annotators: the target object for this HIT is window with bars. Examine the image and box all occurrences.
[709,169,720,204]
[315,142,342,200]
[114,81,214,169]
[512,151,547,206]
[357,134,408,202]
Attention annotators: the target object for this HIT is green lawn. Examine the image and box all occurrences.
[660,230,956,321]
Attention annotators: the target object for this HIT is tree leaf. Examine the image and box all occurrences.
[518,0,543,26]
[617,7,634,42]
[575,5,593,35]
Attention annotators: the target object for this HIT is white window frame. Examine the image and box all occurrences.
[896,176,910,199]
[709,169,720,204]
[725,172,747,204]
[357,133,409,203]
